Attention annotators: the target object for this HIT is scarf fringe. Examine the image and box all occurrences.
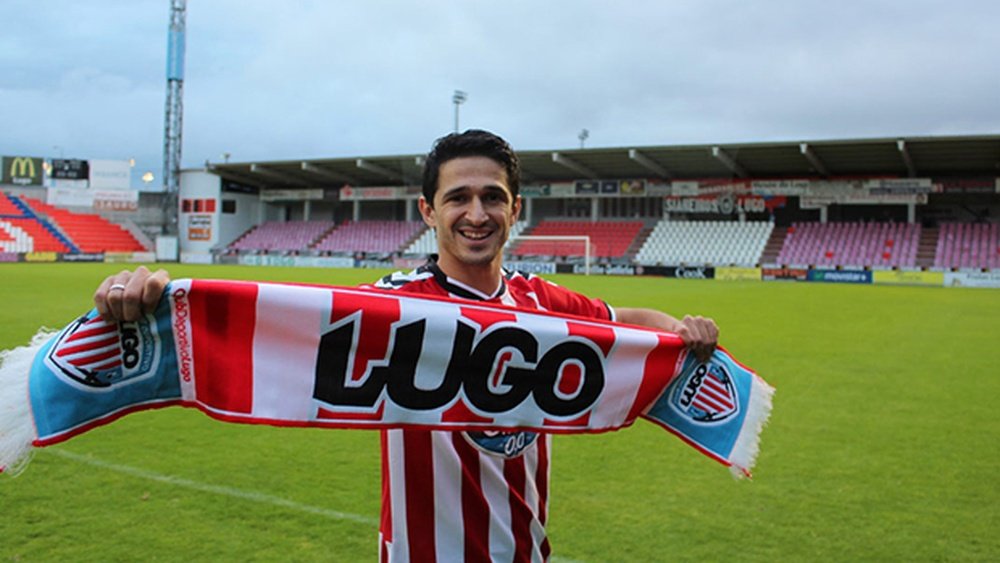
[728,373,775,479]
[0,330,49,477]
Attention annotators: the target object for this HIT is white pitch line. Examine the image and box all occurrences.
[47,449,585,563]
[47,449,378,526]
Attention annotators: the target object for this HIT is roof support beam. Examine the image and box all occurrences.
[628,149,673,179]
[300,162,358,185]
[356,158,400,181]
[711,146,748,178]
[207,165,269,187]
[249,164,304,185]
[897,139,917,177]
[799,143,830,176]
[551,152,598,179]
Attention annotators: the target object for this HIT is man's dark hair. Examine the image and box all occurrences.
[422,129,521,205]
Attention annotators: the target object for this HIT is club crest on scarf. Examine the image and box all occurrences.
[668,359,739,423]
[43,313,161,390]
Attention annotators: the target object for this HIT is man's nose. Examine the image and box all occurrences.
[465,197,488,222]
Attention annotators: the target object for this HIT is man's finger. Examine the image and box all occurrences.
[121,266,152,321]
[93,276,115,320]
[140,269,171,313]
[105,270,132,321]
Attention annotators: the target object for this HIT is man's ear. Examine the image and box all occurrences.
[418,196,436,228]
[511,195,522,223]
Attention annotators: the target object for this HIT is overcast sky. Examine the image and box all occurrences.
[2,0,999,187]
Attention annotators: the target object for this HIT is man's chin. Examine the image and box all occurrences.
[455,244,502,266]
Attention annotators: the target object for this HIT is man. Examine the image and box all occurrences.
[95,130,718,562]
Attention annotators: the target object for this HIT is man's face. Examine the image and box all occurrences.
[420,156,521,270]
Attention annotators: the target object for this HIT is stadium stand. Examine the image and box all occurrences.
[510,220,643,259]
[313,220,425,254]
[0,217,73,253]
[228,220,335,252]
[404,221,529,256]
[635,220,774,266]
[0,195,76,253]
[934,222,1000,270]
[0,192,23,216]
[776,222,920,268]
[20,197,147,253]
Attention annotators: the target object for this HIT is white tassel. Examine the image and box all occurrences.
[0,329,52,477]
[728,374,775,479]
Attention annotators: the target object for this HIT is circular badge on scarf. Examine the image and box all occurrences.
[464,430,539,458]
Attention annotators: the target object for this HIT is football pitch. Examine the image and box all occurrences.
[1,263,998,562]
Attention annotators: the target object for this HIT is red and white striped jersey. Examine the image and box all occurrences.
[368,263,613,563]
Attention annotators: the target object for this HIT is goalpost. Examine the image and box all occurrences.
[507,235,593,275]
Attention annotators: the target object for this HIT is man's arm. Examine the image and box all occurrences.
[616,307,718,362]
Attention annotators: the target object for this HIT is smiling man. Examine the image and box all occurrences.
[368,129,719,562]
[93,129,719,562]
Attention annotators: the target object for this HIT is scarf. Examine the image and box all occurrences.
[0,279,773,478]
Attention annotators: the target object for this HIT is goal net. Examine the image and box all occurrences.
[506,235,593,275]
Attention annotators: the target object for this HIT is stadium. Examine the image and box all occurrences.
[3,3,1000,562]
[3,134,1000,562]
[3,134,1000,287]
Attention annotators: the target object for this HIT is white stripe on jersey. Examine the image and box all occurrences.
[385,430,410,563]
[432,431,465,559]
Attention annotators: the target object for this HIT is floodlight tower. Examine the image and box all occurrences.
[162,0,186,235]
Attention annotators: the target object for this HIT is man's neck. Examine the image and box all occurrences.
[435,256,504,297]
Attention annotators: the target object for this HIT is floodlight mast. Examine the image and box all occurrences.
[162,0,186,236]
[453,90,467,133]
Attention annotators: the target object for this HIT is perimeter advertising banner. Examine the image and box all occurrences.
[872,270,944,287]
[762,266,808,281]
[807,269,873,284]
[944,271,1000,288]
[716,267,762,281]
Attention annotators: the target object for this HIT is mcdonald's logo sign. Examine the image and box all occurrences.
[3,156,43,186]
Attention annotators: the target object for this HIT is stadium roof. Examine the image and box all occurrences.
[207,134,1000,190]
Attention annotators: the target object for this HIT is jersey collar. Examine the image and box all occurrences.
[427,262,507,301]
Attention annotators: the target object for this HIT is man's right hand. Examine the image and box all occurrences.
[93,266,171,322]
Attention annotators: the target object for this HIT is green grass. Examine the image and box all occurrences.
[2,263,999,561]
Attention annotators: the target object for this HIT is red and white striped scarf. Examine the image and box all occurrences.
[0,279,773,478]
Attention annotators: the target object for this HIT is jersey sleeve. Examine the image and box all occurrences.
[529,276,614,321]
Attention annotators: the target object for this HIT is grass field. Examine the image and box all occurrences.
[1,263,999,562]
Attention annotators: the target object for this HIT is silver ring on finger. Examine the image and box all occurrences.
[109,284,127,292]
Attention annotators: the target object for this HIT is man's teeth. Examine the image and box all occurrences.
[462,231,490,240]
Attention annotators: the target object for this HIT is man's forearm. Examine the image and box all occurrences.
[615,307,682,332]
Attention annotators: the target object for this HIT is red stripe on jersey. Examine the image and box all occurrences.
[189,280,257,414]
[537,437,551,561]
[628,333,683,421]
[453,433,490,562]
[403,430,436,562]
[380,431,393,546]
[503,456,533,563]
[536,436,549,526]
